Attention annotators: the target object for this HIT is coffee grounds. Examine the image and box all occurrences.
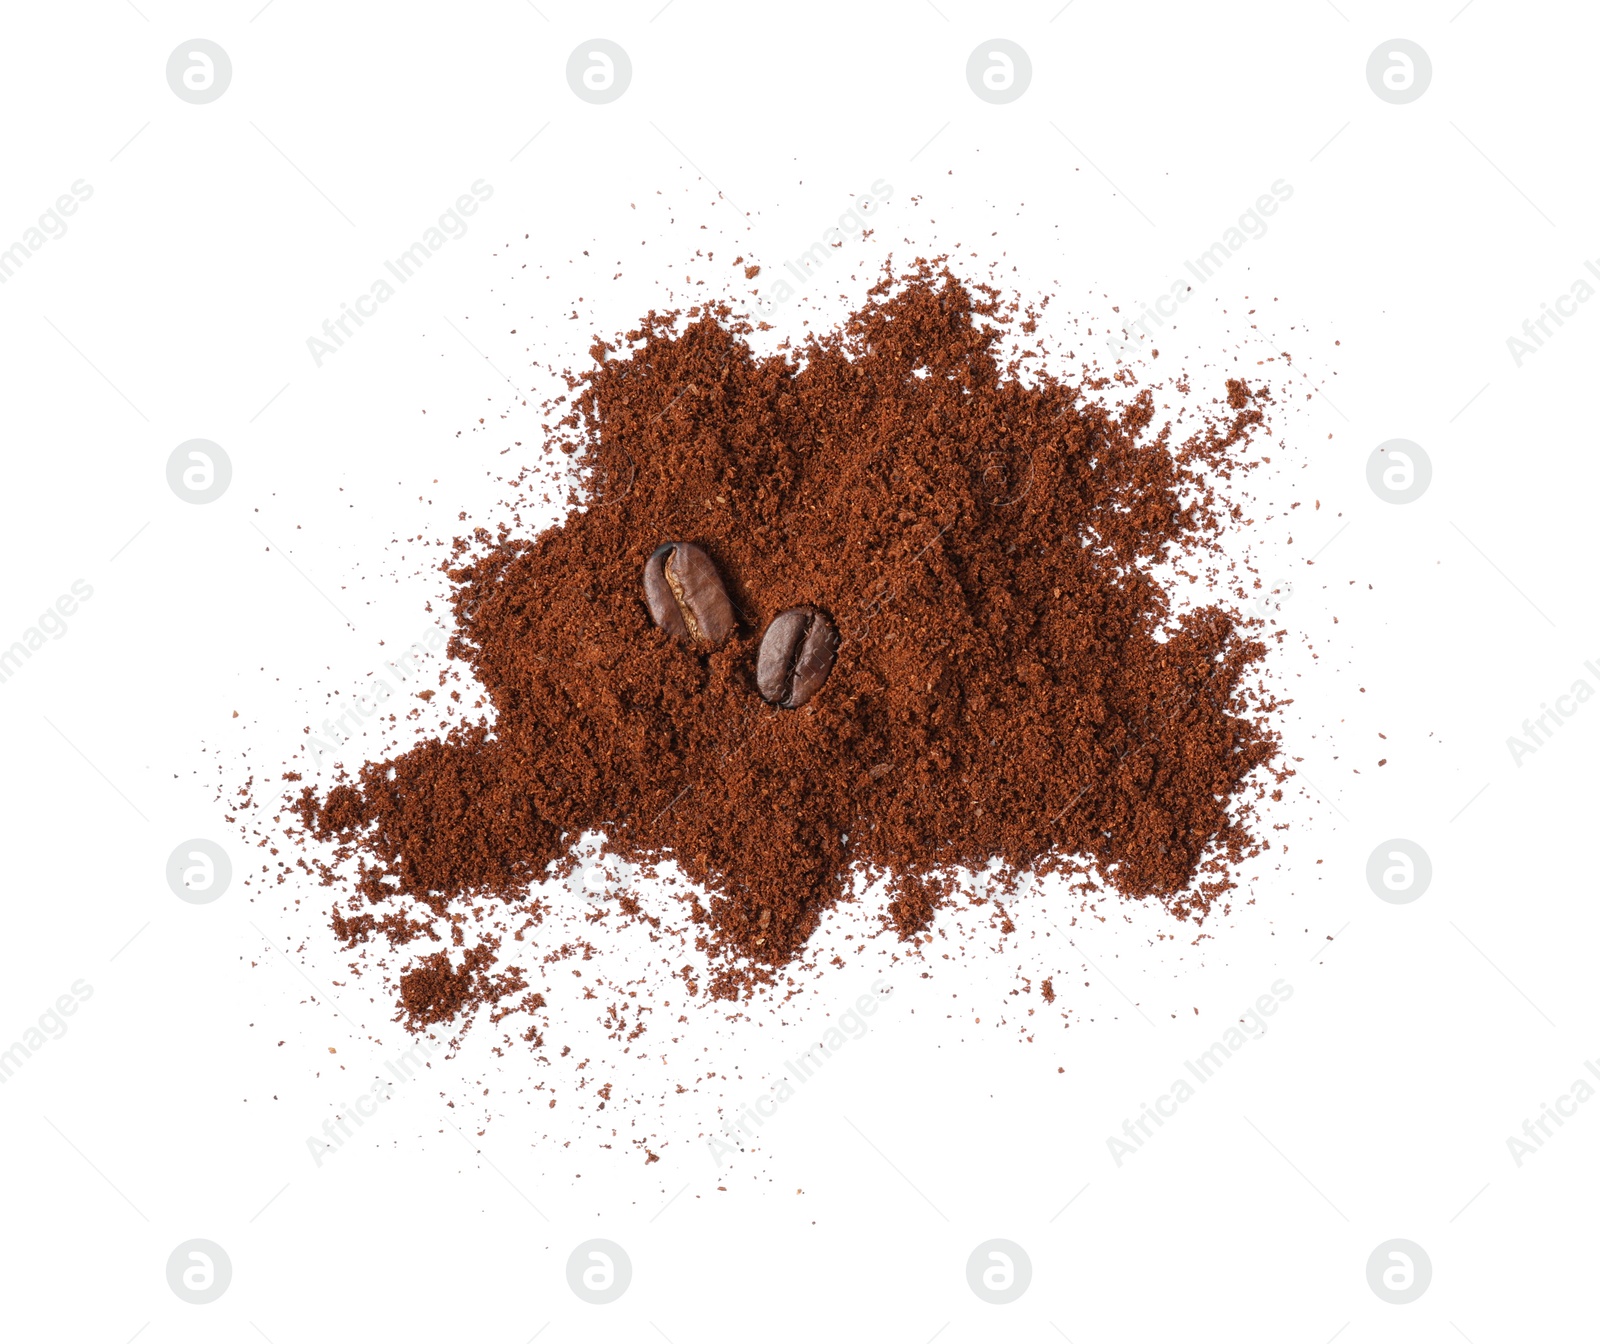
[290,259,1284,1020]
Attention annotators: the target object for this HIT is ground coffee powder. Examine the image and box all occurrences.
[288,259,1283,1020]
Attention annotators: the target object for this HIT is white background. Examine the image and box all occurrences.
[1,1,1595,1339]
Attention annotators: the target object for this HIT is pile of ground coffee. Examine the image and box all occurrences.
[291,259,1282,1015]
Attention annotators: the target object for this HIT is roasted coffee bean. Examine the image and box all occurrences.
[643,542,736,646]
[756,606,838,708]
